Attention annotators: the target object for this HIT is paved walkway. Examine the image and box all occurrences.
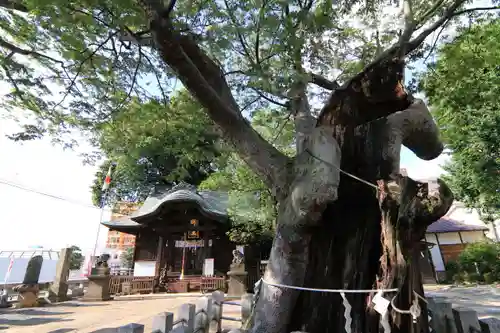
[0,296,202,332]
[426,285,500,319]
[0,294,242,333]
[2,286,500,332]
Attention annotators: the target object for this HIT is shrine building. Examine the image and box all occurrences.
[101,184,255,293]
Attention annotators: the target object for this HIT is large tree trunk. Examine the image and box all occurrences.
[137,3,455,331]
[251,60,453,333]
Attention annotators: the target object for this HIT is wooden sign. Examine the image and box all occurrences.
[203,258,214,276]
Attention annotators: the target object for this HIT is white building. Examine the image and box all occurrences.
[424,201,496,280]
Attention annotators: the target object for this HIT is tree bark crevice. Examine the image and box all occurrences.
[251,125,342,333]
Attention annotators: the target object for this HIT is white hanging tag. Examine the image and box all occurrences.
[380,311,391,333]
[340,292,352,333]
[372,292,390,317]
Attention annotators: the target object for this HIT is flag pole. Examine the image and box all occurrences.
[91,162,116,265]
[180,232,187,280]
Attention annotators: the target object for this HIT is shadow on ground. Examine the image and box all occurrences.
[50,302,108,308]
[15,309,72,316]
[48,329,77,333]
[0,316,73,326]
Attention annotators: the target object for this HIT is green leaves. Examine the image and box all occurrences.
[420,19,500,219]
[199,108,293,244]
[90,90,220,207]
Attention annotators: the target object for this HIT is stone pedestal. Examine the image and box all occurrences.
[12,284,39,308]
[0,290,10,308]
[49,247,72,302]
[83,275,112,302]
[227,263,248,296]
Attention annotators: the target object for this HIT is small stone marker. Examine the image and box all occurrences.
[152,312,174,333]
[23,255,43,285]
[117,323,144,333]
[453,307,481,333]
[49,247,72,302]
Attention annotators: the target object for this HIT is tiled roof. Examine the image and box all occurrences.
[131,183,229,223]
[101,216,142,230]
[426,218,488,233]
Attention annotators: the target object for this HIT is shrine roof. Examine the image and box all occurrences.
[130,183,229,223]
[101,216,143,231]
[426,218,488,233]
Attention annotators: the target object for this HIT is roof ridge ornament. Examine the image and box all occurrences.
[168,182,198,194]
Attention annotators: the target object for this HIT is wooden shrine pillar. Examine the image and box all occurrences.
[166,233,174,271]
[155,235,165,278]
[203,231,211,260]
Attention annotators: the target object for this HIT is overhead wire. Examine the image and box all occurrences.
[0,178,105,210]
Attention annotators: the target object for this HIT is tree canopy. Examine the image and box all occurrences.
[199,108,294,244]
[69,245,84,270]
[420,18,500,220]
[89,90,219,207]
[3,0,497,145]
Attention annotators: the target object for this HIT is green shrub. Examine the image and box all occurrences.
[465,272,481,283]
[445,260,460,282]
[452,273,464,284]
[484,272,495,284]
[457,240,500,277]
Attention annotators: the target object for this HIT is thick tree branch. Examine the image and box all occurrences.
[250,87,288,108]
[399,0,416,57]
[317,58,412,129]
[358,0,499,75]
[141,0,289,192]
[453,6,500,16]
[308,73,339,90]
[318,1,500,130]
[0,37,63,64]
[416,0,446,27]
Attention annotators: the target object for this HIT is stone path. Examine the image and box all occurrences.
[426,285,500,319]
[2,286,500,332]
[0,296,202,333]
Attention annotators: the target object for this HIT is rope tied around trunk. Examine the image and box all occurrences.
[260,278,425,333]
[305,148,379,191]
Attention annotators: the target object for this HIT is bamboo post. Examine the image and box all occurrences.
[427,297,458,333]
[195,296,213,333]
[452,307,481,333]
[212,290,225,333]
[152,312,174,333]
[241,293,253,325]
[175,303,195,333]
[117,323,144,333]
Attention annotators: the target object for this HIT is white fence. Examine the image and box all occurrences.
[0,257,58,284]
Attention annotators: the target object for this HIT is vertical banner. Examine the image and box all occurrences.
[82,252,93,277]
[3,256,14,285]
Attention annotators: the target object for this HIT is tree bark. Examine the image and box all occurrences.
[251,125,342,333]
[280,63,452,333]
